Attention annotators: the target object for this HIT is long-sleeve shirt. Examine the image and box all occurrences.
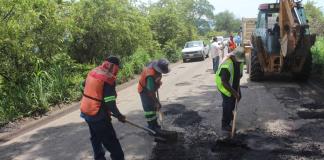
[210,42,221,58]
[80,81,122,122]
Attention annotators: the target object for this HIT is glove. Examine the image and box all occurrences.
[117,114,126,123]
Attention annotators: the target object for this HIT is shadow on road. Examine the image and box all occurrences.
[0,110,155,160]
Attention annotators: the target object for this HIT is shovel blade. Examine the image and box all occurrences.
[155,129,178,143]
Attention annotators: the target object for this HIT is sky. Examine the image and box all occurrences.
[140,0,324,18]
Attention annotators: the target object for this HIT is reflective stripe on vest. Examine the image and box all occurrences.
[138,67,157,93]
[215,58,234,97]
[80,67,116,116]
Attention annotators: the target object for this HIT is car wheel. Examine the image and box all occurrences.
[183,59,187,63]
[200,55,205,61]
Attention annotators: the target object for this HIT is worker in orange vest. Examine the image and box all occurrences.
[138,59,170,132]
[80,56,125,160]
[229,35,237,51]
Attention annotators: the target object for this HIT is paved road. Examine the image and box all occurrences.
[1,57,324,160]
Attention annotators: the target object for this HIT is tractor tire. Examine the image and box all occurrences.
[293,53,312,82]
[250,52,264,81]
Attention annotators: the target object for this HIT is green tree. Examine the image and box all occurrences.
[177,0,214,35]
[0,0,76,122]
[70,0,153,63]
[304,1,324,35]
[214,10,241,34]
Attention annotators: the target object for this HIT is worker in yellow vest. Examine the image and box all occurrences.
[80,56,125,160]
[215,50,244,132]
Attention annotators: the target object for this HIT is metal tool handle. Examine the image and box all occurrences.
[156,90,164,128]
[111,114,156,135]
[231,99,238,138]
[125,120,156,135]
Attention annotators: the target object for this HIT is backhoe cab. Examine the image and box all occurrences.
[249,0,316,81]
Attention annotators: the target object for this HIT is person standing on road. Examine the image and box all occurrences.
[138,59,170,132]
[211,37,221,73]
[80,56,126,160]
[229,35,237,51]
[215,50,244,132]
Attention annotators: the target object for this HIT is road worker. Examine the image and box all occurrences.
[215,49,244,132]
[229,35,237,51]
[138,59,170,132]
[80,56,125,160]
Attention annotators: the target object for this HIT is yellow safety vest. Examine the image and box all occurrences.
[215,58,244,97]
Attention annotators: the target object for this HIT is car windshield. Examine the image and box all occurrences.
[185,41,203,48]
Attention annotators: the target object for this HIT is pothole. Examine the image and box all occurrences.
[175,82,191,86]
[192,74,202,78]
[173,111,202,127]
[206,69,214,74]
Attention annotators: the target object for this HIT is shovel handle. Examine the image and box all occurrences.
[111,114,156,135]
[156,90,164,128]
[124,120,157,135]
[231,99,238,138]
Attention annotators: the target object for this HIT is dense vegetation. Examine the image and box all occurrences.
[305,1,324,77]
[2,0,321,126]
[0,0,241,125]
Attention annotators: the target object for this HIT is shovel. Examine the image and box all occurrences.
[112,114,177,143]
[231,99,238,138]
[211,99,247,151]
[156,90,164,129]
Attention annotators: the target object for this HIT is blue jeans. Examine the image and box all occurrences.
[221,94,236,127]
[86,119,124,160]
[212,56,219,73]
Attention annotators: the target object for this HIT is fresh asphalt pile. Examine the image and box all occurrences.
[149,101,324,160]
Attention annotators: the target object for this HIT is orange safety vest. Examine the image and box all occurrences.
[138,67,160,93]
[80,62,116,116]
[229,39,236,50]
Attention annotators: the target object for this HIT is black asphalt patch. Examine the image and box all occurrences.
[173,111,202,127]
[163,104,186,115]
[297,110,324,119]
[295,120,324,142]
[301,103,324,109]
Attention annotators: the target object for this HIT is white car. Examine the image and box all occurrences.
[182,41,209,62]
[223,37,230,46]
[216,36,224,43]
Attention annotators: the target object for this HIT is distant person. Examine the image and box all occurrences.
[229,35,237,51]
[211,37,221,73]
[235,35,241,47]
[138,59,170,132]
[80,56,126,160]
[215,49,244,132]
[273,16,280,37]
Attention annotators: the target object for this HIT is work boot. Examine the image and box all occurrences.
[148,119,161,133]
[221,125,232,132]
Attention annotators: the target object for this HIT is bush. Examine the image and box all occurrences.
[163,41,182,63]
[311,37,324,73]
